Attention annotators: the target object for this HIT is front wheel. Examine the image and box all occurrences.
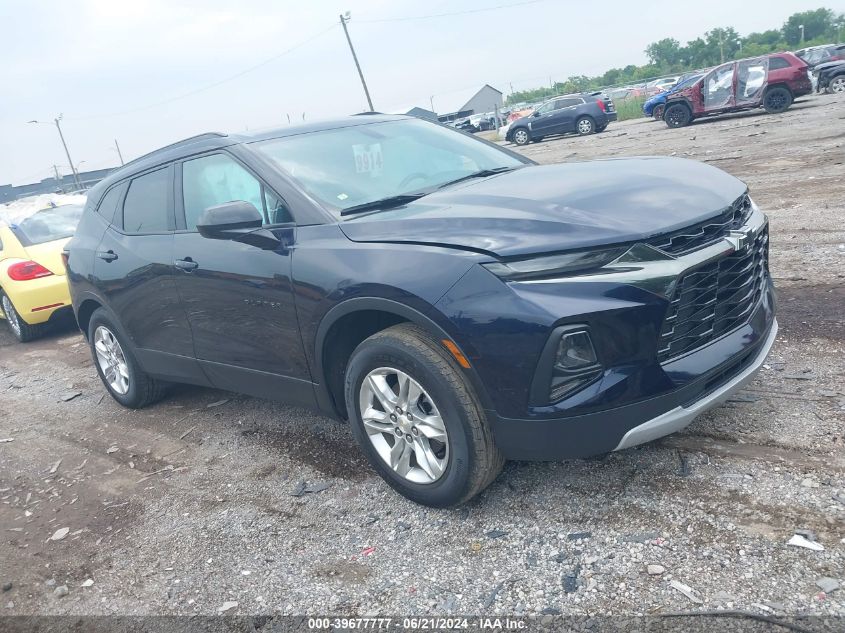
[575,116,595,135]
[511,127,531,145]
[345,324,503,507]
[763,86,793,114]
[1,291,41,342]
[664,103,692,128]
[828,76,845,93]
[88,308,167,409]
[652,104,665,120]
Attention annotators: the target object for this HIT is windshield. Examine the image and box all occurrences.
[13,204,83,245]
[252,118,525,216]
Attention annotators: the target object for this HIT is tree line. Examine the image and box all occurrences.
[506,8,845,105]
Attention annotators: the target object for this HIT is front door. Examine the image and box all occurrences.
[702,62,737,113]
[172,152,313,405]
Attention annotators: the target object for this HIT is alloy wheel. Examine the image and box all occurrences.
[94,326,130,395]
[1,295,21,337]
[513,129,529,145]
[359,367,449,484]
[766,93,787,111]
[831,77,845,93]
[577,119,594,134]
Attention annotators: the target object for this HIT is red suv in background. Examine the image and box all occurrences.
[663,53,811,128]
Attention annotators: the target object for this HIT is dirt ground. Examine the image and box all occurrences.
[1,94,844,619]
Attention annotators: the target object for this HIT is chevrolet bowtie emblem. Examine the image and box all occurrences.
[726,228,754,253]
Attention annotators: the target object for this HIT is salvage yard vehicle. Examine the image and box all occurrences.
[0,204,83,342]
[506,93,616,145]
[643,72,705,119]
[663,53,812,128]
[814,60,845,93]
[65,115,776,506]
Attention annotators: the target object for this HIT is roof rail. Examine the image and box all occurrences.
[121,132,228,169]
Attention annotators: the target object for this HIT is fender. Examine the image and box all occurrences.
[312,296,495,418]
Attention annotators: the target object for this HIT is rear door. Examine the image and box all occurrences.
[555,97,584,132]
[171,151,313,405]
[93,165,201,381]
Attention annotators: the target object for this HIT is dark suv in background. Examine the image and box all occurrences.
[506,93,616,145]
[66,115,776,507]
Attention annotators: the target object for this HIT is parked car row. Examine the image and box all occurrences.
[813,59,845,93]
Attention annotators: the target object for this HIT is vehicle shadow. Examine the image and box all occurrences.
[0,311,80,348]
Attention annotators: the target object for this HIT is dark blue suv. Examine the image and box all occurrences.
[65,115,776,506]
[507,93,617,145]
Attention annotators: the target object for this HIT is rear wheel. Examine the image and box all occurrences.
[345,324,503,507]
[828,76,845,93]
[0,291,41,342]
[88,308,167,409]
[575,116,595,135]
[763,86,793,114]
[511,127,531,145]
[664,103,692,128]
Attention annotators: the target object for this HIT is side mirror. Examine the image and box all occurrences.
[532,111,541,117]
[196,201,281,250]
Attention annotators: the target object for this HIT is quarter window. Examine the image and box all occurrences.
[768,57,790,70]
[182,154,291,230]
[96,184,125,225]
[122,168,171,233]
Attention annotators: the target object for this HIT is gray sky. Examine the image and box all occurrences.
[1,0,839,185]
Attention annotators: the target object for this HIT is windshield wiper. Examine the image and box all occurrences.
[340,193,430,217]
[437,166,519,189]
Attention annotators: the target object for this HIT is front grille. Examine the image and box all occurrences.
[647,195,753,256]
[657,225,769,361]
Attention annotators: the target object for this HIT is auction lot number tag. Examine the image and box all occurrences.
[353,143,384,177]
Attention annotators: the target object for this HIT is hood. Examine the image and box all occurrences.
[340,158,748,258]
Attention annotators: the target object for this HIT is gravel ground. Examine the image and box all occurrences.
[1,94,844,621]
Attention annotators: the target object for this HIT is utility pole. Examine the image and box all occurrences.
[53,115,81,189]
[114,139,125,166]
[339,12,374,112]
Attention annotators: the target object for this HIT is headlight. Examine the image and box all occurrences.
[483,247,626,281]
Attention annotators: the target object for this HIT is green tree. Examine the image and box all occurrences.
[645,38,683,66]
[705,27,741,64]
[782,8,836,45]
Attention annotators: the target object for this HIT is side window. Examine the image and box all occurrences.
[768,57,790,70]
[95,184,125,225]
[182,153,291,230]
[122,168,171,234]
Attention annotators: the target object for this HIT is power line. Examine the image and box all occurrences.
[356,0,549,23]
[66,23,338,121]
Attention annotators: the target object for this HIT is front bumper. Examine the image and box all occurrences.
[613,319,776,450]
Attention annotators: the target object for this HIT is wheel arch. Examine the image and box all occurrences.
[765,82,794,97]
[314,298,489,420]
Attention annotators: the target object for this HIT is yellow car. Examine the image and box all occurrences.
[0,203,84,342]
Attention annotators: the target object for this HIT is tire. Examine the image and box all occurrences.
[88,307,167,409]
[763,86,793,114]
[596,124,607,133]
[829,76,845,93]
[345,323,504,507]
[664,103,692,128]
[575,116,595,135]
[0,291,42,342]
[511,127,531,146]
[652,104,665,120]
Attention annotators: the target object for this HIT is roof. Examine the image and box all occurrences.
[91,114,413,198]
[431,84,503,116]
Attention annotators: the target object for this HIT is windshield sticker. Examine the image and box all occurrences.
[353,143,383,177]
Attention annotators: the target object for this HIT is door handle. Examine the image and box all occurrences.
[175,258,198,272]
[97,250,118,262]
